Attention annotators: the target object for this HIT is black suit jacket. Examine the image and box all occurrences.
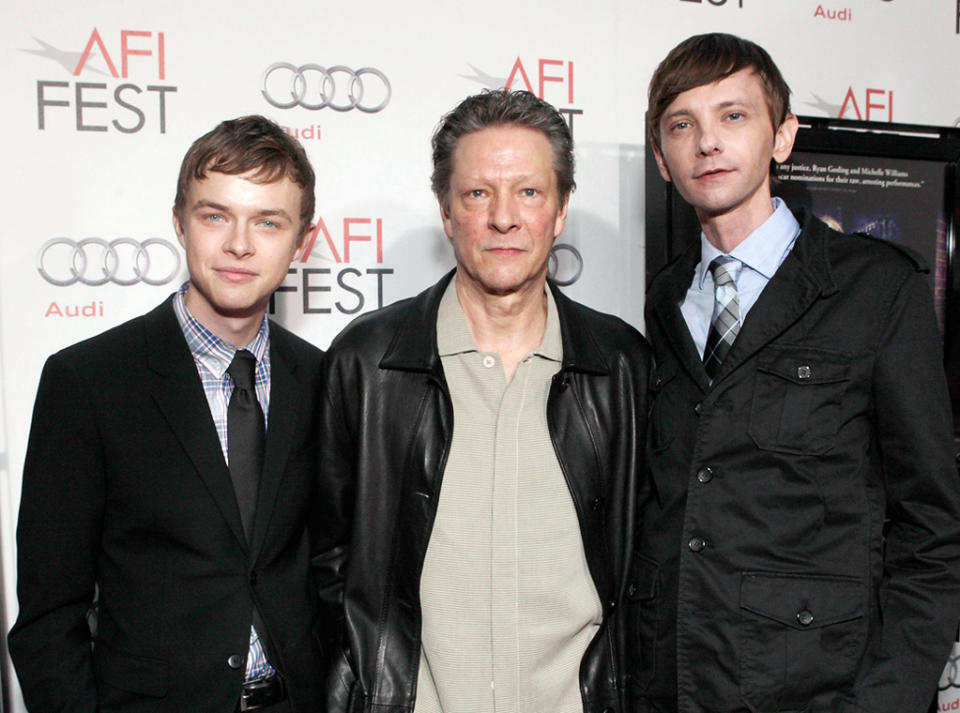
[630,213,960,713]
[9,296,326,713]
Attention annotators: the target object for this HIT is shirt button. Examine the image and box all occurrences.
[696,466,714,484]
[688,537,707,552]
[482,355,496,369]
[227,654,245,669]
[796,609,814,626]
[797,365,812,380]
[694,401,702,415]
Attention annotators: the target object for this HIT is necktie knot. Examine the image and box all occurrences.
[708,255,739,287]
[228,350,258,393]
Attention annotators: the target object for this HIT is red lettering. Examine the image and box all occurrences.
[120,30,160,79]
[343,218,383,263]
[838,86,861,120]
[538,59,564,100]
[505,57,534,93]
[299,217,341,263]
[74,28,119,77]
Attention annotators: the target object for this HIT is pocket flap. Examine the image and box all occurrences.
[740,572,863,630]
[756,347,850,385]
[93,639,169,697]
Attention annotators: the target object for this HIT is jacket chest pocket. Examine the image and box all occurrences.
[748,347,850,455]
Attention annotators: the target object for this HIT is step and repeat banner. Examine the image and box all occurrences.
[2,1,959,710]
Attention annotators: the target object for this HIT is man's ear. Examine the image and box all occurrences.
[773,113,799,163]
[293,225,314,261]
[439,196,454,240]
[172,209,185,248]
[653,143,673,183]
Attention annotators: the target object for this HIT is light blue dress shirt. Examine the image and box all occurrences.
[680,198,802,358]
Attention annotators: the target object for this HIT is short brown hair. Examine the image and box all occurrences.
[431,89,575,209]
[174,115,316,236]
[647,33,791,154]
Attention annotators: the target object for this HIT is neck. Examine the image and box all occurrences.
[699,197,776,254]
[455,272,548,382]
[184,287,264,349]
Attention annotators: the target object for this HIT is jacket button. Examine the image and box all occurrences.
[592,497,603,511]
[602,708,615,713]
[696,466,714,484]
[796,609,814,626]
[227,654,245,669]
[693,401,702,415]
[688,537,707,552]
[249,570,257,586]
[626,583,639,599]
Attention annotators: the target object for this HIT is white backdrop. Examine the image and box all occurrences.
[3,1,960,710]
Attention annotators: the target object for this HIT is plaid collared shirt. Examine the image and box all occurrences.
[172,283,275,681]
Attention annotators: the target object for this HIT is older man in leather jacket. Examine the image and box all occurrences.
[313,89,651,713]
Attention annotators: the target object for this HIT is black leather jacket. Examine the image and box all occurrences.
[314,271,652,713]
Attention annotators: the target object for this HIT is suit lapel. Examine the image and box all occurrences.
[649,246,711,393]
[249,328,302,561]
[145,299,249,552]
[710,215,836,383]
[710,252,822,381]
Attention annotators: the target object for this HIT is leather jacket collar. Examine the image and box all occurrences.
[380,269,610,377]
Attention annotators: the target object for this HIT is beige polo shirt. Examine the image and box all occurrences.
[414,278,602,713]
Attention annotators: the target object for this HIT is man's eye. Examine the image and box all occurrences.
[522,188,538,197]
[203,213,224,222]
[671,121,690,131]
[727,112,744,121]
[469,189,485,198]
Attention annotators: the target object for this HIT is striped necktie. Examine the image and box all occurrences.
[702,256,741,379]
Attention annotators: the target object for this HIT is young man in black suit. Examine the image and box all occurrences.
[9,115,325,712]
[633,33,960,713]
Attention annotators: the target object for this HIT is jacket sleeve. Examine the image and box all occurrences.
[311,350,356,712]
[853,269,960,713]
[8,354,102,713]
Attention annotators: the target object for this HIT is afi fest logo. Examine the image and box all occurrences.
[806,87,894,122]
[270,216,395,317]
[27,28,176,133]
[461,56,582,135]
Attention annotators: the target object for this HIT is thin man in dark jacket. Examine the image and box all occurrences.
[631,32,960,713]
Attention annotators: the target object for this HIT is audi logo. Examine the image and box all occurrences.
[940,650,960,691]
[261,63,391,113]
[548,243,583,287]
[38,238,182,286]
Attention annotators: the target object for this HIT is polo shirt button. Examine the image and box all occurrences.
[227,654,245,669]
[688,537,707,552]
[482,355,496,368]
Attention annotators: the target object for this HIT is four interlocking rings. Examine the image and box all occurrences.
[38,238,182,286]
[261,63,391,113]
[548,243,584,287]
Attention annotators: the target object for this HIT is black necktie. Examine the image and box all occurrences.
[227,350,264,543]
